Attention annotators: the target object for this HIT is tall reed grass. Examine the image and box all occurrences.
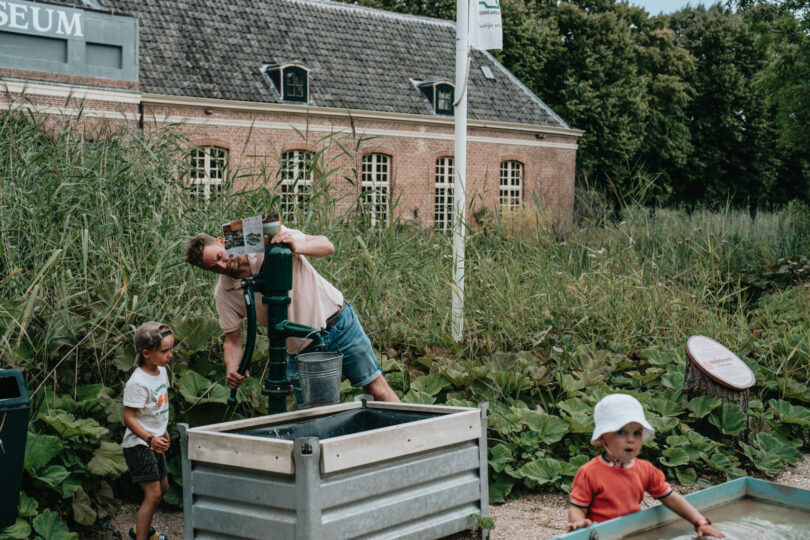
[2,105,809,402]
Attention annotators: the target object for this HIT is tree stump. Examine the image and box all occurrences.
[683,336,755,442]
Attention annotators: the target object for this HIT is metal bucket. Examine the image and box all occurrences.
[296,351,343,407]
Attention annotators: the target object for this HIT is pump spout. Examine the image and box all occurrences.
[274,321,326,350]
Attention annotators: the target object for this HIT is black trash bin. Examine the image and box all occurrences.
[0,369,30,529]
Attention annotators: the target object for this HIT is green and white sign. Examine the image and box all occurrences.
[469,0,502,51]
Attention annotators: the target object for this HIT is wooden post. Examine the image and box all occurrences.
[683,336,755,441]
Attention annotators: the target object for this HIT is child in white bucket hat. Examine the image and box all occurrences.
[567,394,725,538]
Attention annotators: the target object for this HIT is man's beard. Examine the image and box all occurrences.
[225,256,247,278]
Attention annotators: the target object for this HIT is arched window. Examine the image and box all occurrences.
[434,157,454,231]
[499,160,523,211]
[361,153,391,226]
[189,146,227,200]
[279,150,314,218]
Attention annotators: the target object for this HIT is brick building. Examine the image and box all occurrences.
[0,0,582,227]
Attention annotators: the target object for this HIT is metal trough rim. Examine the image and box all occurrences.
[186,401,483,475]
[553,477,810,539]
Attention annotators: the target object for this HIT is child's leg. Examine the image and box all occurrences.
[159,474,169,496]
[135,479,163,540]
[123,445,169,540]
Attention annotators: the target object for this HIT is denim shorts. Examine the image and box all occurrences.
[123,445,167,483]
[287,302,382,405]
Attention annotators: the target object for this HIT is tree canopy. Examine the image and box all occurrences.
[350,0,810,211]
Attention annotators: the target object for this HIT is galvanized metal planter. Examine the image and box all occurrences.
[553,477,810,539]
[179,401,489,539]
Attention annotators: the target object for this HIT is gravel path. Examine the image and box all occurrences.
[97,455,810,539]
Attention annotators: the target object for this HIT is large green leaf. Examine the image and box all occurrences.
[489,473,516,504]
[518,410,569,444]
[660,372,684,389]
[560,454,590,477]
[88,441,128,477]
[113,348,137,372]
[769,400,810,425]
[16,492,37,518]
[34,465,71,490]
[74,384,113,413]
[31,509,78,540]
[687,396,722,419]
[72,486,97,526]
[741,443,785,476]
[24,432,63,473]
[58,474,82,498]
[518,458,562,487]
[177,370,231,405]
[488,371,533,395]
[401,389,435,404]
[754,433,802,463]
[646,398,684,417]
[708,403,748,436]
[686,430,717,452]
[648,413,679,433]
[561,374,586,394]
[557,398,593,434]
[660,447,690,467]
[642,348,681,367]
[704,452,733,472]
[489,443,513,473]
[173,315,221,354]
[38,412,109,439]
[410,374,452,396]
[627,368,664,384]
[0,518,31,540]
[675,467,697,486]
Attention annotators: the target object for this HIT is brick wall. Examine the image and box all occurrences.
[0,86,578,229]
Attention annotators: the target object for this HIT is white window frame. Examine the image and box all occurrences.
[279,150,314,217]
[434,157,454,231]
[189,146,227,200]
[499,160,524,212]
[361,153,390,226]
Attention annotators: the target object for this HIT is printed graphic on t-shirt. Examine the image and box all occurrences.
[152,382,169,415]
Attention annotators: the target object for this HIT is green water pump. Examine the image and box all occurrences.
[227,242,325,414]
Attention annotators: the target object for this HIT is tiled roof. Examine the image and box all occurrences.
[88,0,568,127]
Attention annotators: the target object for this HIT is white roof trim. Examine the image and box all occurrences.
[141,92,584,138]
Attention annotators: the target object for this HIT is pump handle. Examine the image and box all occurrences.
[227,278,257,407]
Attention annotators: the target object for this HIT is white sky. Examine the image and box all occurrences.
[629,0,719,15]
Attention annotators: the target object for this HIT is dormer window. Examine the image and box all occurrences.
[416,80,455,115]
[263,63,309,103]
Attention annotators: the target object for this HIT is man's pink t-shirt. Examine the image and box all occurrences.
[213,228,343,353]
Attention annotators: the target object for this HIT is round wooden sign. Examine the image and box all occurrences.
[685,336,755,390]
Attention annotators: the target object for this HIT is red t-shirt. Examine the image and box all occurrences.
[570,455,672,523]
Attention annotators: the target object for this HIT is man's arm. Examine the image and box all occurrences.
[224,329,248,389]
[271,229,335,258]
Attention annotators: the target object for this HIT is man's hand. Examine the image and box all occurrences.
[566,519,592,532]
[271,229,306,253]
[271,229,335,257]
[226,366,249,390]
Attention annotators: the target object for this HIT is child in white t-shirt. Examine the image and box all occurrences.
[121,321,173,540]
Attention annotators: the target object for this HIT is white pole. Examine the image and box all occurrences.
[452,0,469,342]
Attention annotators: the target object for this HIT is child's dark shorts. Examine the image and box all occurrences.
[123,445,167,483]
